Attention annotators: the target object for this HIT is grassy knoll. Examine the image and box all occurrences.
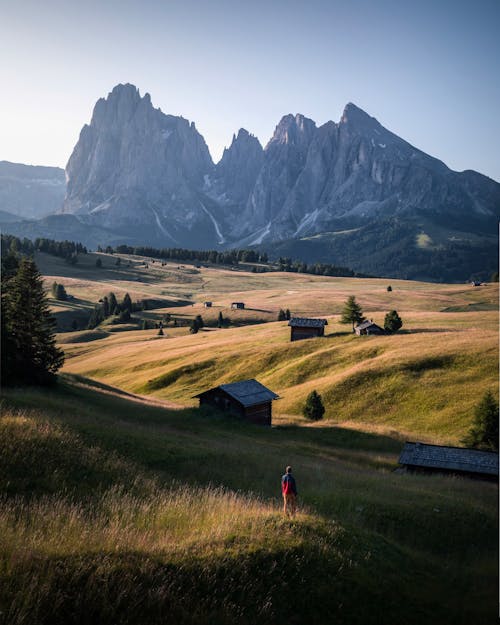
[1,378,497,624]
[61,307,498,443]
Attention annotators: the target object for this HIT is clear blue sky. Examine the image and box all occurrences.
[1,0,499,181]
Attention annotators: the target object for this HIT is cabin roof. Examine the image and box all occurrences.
[195,379,279,407]
[288,317,328,328]
[399,441,499,476]
[355,319,383,331]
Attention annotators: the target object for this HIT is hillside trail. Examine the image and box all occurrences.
[69,375,185,410]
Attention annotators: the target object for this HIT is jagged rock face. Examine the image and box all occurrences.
[63,84,216,246]
[233,103,499,245]
[0,161,65,219]
[41,83,499,279]
[209,129,263,208]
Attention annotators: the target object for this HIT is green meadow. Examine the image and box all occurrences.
[1,253,498,624]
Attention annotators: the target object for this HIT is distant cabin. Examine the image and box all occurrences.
[354,320,385,336]
[204,301,213,308]
[194,379,279,426]
[471,281,482,287]
[288,317,328,342]
[398,442,498,481]
[231,302,245,309]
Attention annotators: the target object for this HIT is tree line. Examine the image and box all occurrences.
[1,233,87,264]
[99,244,268,266]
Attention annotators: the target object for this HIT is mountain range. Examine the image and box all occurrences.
[2,83,499,281]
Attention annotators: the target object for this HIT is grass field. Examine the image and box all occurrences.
[1,378,497,624]
[1,251,497,624]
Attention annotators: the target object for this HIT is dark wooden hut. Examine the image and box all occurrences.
[231,302,245,309]
[354,320,385,336]
[288,317,328,342]
[398,442,498,480]
[203,301,213,308]
[194,379,279,426]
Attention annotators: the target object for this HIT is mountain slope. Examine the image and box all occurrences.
[0,161,65,219]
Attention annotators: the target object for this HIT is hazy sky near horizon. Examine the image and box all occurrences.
[1,0,499,181]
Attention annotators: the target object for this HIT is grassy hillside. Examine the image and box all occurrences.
[1,378,497,624]
[61,308,498,443]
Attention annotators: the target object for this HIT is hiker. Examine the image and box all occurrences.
[281,466,297,517]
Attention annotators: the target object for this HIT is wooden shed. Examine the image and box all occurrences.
[398,442,498,481]
[194,379,278,426]
[231,302,245,309]
[288,317,328,342]
[203,301,213,308]
[354,320,385,336]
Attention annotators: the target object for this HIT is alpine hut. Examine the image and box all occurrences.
[354,320,385,336]
[398,442,499,481]
[194,379,279,426]
[288,317,328,342]
[231,302,245,309]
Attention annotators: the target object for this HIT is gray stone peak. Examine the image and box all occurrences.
[268,113,316,148]
[340,102,380,130]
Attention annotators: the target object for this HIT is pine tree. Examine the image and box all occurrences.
[463,391,499,451]
[102,296,110,318]
[340,296,365,331]
[55,283,68,301]
[195,314,204,328]
[1,257,64,385]
[51,281,58,297]
[95,258,102,268]
[122,292,132,313]
[190,318,200,334]
[285,309,291,320]
[108,292,118,313]
[303,390,325,421]
[158,326,164,336]
[384,310,403,333]
[387,285,392,292]
[217,312,224,328]
[278,309,286,321]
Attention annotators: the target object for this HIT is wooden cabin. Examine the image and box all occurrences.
[398,442,498,481]
[288,317,328,342]
[194,379,279,426]
[203,301,213,308]
[231,302,245,309]
[471,281,482,287]
[354,320,385,336]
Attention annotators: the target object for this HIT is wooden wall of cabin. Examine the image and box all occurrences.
[243,402,272,426]
[290,327,323,342]
[199,389,244,417]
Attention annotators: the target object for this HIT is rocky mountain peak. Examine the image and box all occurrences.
[268,113,317,148]
[340,102,381,133]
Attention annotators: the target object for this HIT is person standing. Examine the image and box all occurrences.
[281,466,297,517]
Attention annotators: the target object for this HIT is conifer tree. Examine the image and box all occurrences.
[278,309,287,321]
[108,292,118,313]
[340,296,365,331]
[1,257,64,385]
[102,296,110,318]
[303,390,325,421]
[95,258,102,268]
[217,312,224,328]
[285,308,291,320]
[384,310,403,333]
[122,292,132,313]
[463,391,499,451]
[195,314,204,328]
[55,283,68,301]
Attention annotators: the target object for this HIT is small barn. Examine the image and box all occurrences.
[354,320,385,336]
[288,317,328,342]
[471,281,482,287]
[194,379,279,426]
[231,302,245,309]
[398,442,498,481]
[203,301,213,308]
